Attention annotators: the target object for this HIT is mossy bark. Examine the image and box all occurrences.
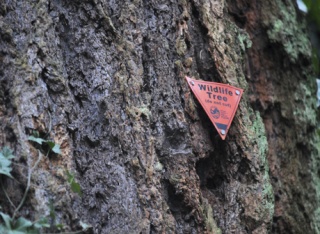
[0,0,318,233]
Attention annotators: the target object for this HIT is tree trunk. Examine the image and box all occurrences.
[0,0,319,233]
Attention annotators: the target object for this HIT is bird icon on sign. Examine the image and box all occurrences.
[210,106,220,119]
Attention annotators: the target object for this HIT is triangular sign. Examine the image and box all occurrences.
[186,76,243,140]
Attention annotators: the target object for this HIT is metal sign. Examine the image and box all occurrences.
[186,76,243,140]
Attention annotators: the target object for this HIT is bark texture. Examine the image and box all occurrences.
[0,0,318,233]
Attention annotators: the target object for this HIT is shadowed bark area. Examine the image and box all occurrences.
[0,0,318,233]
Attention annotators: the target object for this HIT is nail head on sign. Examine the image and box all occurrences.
[235,90,240,95]
[190,81,194,86]
[221,129,226,135]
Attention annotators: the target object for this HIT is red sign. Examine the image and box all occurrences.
[186,76,243,140]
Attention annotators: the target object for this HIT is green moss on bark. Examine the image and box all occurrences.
[262,1,311,62]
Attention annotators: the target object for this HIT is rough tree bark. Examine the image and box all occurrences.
[0,0,319,233]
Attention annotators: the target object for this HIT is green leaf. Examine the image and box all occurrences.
[46,141,61,155]
[33,217,50,229]
[71,181,82,196]
[55,223,64,230]
[1,147,15,160]
[66,171,82,196]
[0,149,14,178]
[0,213,47,234]
[0,212,12,229]
[46,141,55,149]
[31,130,40,138]
[14,217,33,230]
[28,136,45,145]
[0,158,13,178]
[0,224,26,234]
[66,170,74,183]
[51,144,61,154]
[80,221,91,230]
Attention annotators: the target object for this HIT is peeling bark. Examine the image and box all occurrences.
[0,0,318,233]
